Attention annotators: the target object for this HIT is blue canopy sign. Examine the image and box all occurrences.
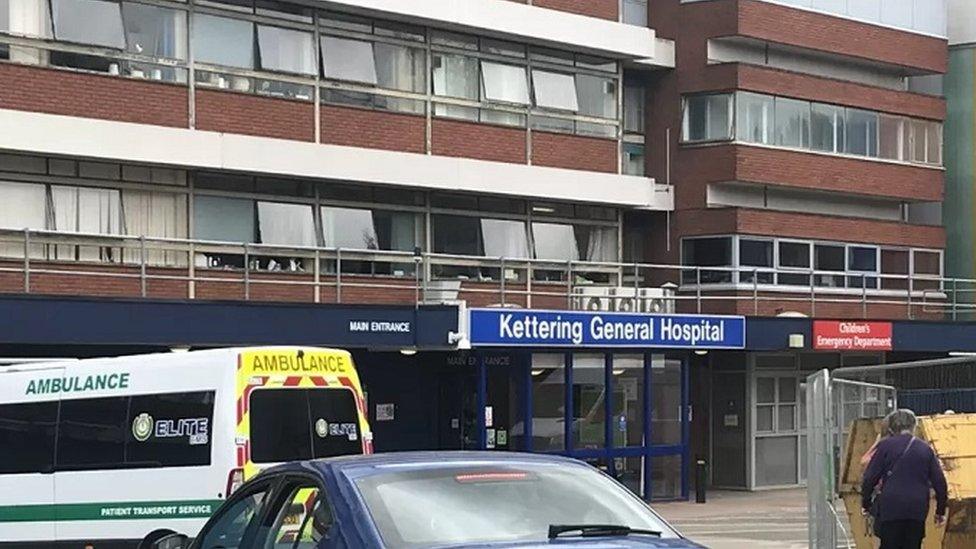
[468,309,746,349]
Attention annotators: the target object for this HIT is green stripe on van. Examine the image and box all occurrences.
[0,500,222,522]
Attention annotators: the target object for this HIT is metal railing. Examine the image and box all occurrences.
[0,228,970,318]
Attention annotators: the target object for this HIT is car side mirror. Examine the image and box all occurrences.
[149,533,189,549]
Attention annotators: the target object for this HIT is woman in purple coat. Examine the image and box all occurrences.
[861,409,948,549]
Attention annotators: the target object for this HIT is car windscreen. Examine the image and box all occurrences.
[249,388,361,463]
[351,463,677,548]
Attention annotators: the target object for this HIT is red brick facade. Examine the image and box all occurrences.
[195,89,315,142]
[0,63,188,128]
[431,119,527,164]
[531,131,618,173]
[533,0,619,21]
[321,105,426,154]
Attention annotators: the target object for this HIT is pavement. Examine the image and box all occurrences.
[653,488,817,549]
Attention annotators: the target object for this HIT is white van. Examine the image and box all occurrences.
[0,346,372,548]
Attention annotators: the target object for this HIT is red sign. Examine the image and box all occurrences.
[813,321,893,351]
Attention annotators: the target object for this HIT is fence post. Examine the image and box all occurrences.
[753,268,759,316]
[810,269,816,317]
[314,248,321,304]
[188,241,196,300]
[500,256,506,306]
[861,275,867,318]
[421,252,429,304]
[633,262,640,311]
[952,278,958,321]
[139,235,147,298]
[243,243,250,301]
[23,229,30,294]
[696,268,701,314]
[526,262,533,309]
[336,248,342,304]
[907,273,913,320]
[567,260,574,309]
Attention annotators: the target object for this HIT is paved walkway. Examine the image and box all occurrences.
[654,489,814,548]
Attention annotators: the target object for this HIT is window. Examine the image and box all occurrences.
[778,241,811,286]
[267,484,331,549]
[250,389,362,463]
[0,181,46,230]
[432,214,481,256]
[926,122,942,165]
[257,25,314,75]
[878,114,903,161]
[126,391,215,467]
[848,245,879,289]
[432,53,479,120]
[814,244,845,288]
[481,218,530,258]
[121,3,187,60]
[194,195,256,243]
[681,237,732,283]
[256,202,316,246]
[0,0,53,38]
[623,82,645,134]
[575,225,617,262]
[193,13,254,69]
[481,62,529,105]
[321,35,377,84]
[320,206,416,252]
[375,42,425,93]
[532,222,579,262]
[736,92,773,144]
[51,0,124,48]
[576,74,616,119]
[56,396,128,469]
[622,0,648,26]
[739,238,773,284]
[622,143,645,176]
[845,108,878,157]
[810,103,845,153]
[197,485,270,549]
[682,94,731,142]
[121,190,188,265]
[531,70,578,112]
[0,401,58,474]
[50,186,123,261]
[774,97,810,149]
[573,354,605,447]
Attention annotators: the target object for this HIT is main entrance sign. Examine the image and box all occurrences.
[468,309,746,348]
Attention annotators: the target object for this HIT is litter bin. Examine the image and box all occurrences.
[839,414,976,549]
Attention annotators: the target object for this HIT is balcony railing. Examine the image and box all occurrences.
[0,228,966,320]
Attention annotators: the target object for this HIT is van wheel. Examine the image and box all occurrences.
[138,529,177,549]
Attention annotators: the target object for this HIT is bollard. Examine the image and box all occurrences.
[695,459,707,503]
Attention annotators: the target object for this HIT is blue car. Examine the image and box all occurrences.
[147,452,705,549]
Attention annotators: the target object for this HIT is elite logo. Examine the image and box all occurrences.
[132,413,154,442]
[315,418,329,438]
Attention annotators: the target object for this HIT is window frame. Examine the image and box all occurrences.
[681,92,733,143]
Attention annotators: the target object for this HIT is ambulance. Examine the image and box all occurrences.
[0,346,372,547]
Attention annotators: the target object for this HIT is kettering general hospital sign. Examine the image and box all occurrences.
[468,309,746,349]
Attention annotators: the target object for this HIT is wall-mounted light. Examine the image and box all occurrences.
[694,350,708,356]
[789,333,805,349]
[399,348,417,356]
[531,369,545,376]
[612,368,625,375]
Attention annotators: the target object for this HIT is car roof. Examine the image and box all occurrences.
[263,451,587,478]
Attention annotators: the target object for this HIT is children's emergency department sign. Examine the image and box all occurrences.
[468,309,746,349]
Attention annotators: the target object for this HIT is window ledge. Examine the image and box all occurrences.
[679,140,945,171]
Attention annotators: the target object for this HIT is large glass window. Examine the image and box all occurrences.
[481,218,529,258]
[531,354,566,452]
[0,401,58,474]
[257,25,315,75]
[622,143,645,176]
[682,94,732,142]
[321,36,377,84]
[622,0,648,26]
[193,13,254,69]
[0,0,53,38]
[432,53,478,100]
[623,82,645,134]
[739,238,773,284]
[814,244,846,288]
[845,108,879,157]
[50,186,122,261]
[681,237,732,283]
[576,74,616,119]
[612,355,644,449]
[320,206,416,252]
[573,354,605,449]
[0,181,46,230]
[481,62,529,105]
[651,356,681,445]
[194,195,255,243]
[736,92,773,144]
[121,3,187,60]
[773,97,810,149]
[878,114,904,161]
[778,241,811,286]
[531,70,578,112]
[532,222,579,261]
[810,103,845,153]
[374,42,425,93]
[256,201,316,246]
[51,0,124,48]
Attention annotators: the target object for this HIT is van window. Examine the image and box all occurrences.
[250,389,361,463]
[57,397,128,469]
[0,401,58,474]
[127,391,215,467]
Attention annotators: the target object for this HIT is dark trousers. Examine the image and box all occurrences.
[878,519,925,549]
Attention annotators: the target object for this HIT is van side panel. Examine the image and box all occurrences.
[0,367,63,543]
